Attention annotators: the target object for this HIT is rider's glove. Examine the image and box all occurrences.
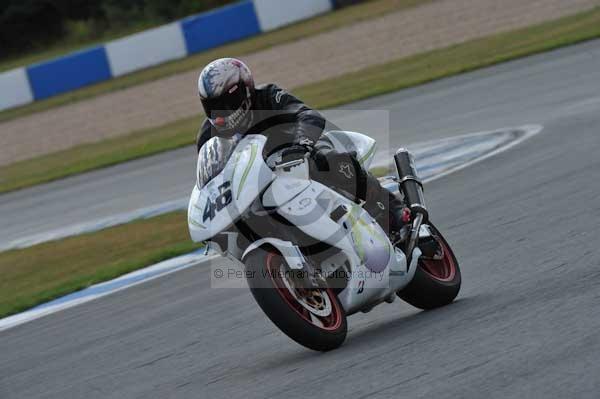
[278,145,310,163]
[294,136,316,149]
[280,137,314,163]
[312,148,359,172]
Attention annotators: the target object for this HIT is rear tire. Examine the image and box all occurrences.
[245,248,347,351]
[397,223,461,310]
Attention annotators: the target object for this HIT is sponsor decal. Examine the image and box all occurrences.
[275,90,286,104]
[339,162,354,179]
[357,280,365,294]
[236,143,258,200]
[298,137,314,147]
[298,197,313,210]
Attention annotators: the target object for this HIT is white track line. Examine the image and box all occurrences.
[0,124,542,332]
[0,198,188,252]
[0,250,218,332]
[0,125,542,252]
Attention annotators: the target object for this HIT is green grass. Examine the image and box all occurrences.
[0,0,430,123]
[2,6,600,194]
[0,211,201,319]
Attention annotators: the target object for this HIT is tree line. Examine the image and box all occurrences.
[1,0,233,57]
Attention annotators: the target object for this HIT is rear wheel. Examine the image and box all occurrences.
[397,223,461,309]
[245,248,347,351]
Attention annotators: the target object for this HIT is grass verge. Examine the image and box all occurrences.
[0,117,200,193]
[2,6,600,194]
[0,0,430,123]
[0,211,200,319]
[294,6,600,109]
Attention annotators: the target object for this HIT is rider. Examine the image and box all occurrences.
[196,58,405,236]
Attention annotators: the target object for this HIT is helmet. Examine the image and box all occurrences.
[198,58,255,136]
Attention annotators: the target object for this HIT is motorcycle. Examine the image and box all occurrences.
[188,131,461,351]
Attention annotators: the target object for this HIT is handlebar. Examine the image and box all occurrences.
[274,158,306,170]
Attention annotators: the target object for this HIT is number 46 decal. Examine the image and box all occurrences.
[203,181,233,222]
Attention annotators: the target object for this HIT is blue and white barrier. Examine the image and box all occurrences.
[181,1,261,54]
[0,0,334,112]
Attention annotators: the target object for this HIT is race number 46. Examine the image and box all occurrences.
[203,181,232,222]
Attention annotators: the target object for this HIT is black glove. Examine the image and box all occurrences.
[280,144,313,163]
[311,148,358,172]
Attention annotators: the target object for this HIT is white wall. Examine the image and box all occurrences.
[0,68,33,110]
[253,0,332,32]
[106,22,187,77]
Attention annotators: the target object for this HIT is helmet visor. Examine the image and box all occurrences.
[201,81,248,120]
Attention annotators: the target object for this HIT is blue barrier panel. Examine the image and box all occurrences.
[181,0,261,55]
[27,46,112,100]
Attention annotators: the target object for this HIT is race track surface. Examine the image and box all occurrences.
[3,39,600,247]
[2,39,600,247]
[2,40,600,398]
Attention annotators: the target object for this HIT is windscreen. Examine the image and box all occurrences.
[197,136,237,189]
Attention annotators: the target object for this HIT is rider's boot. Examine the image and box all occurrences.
[362,173,406,236]
[363,173,442,259]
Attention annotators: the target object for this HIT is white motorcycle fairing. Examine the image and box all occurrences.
[272,178,420,314]
[188,135,274,242]
[188,131,428,315]
[322,130,377,168]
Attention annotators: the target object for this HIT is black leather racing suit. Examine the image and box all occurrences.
[196,84,401,232]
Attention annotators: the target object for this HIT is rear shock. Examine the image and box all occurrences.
[394,148,428,265]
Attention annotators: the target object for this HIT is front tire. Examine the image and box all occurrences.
[397,223,461,309]
[245,248,347,351]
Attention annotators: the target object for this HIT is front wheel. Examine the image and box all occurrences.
[245,248,347,351]
[397,223,461,309]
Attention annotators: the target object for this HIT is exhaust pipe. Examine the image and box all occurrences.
[394,148,428,265]
[394,148,428,221]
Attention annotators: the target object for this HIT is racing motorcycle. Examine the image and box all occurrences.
[188,131,461,351]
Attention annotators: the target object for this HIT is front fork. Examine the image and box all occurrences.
[405,213,424,266]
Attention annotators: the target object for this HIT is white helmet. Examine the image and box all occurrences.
[198,58,255,136]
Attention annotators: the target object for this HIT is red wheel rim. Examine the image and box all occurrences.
[266,252,343,331]
[419,235,457,282]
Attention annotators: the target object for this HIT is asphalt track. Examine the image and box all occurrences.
[2,40,600,398]
[2,38,600,249]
